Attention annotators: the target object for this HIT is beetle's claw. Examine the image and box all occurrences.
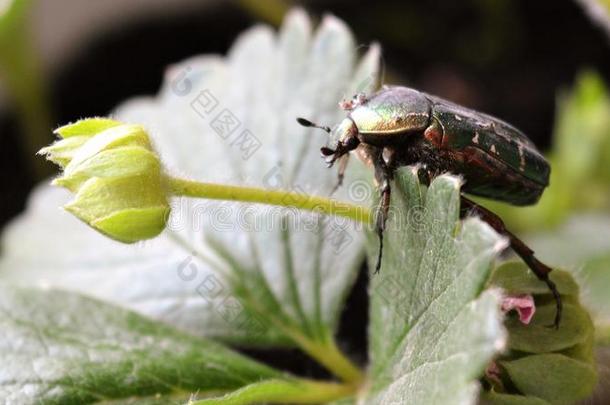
[320,147,338,167]
[320,146,335,156]
[325,156,337,168]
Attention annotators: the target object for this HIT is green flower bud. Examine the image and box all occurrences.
[54,117,122,138]
[40,119,170,243]
[482,262,597,405]
[39,118,122,168]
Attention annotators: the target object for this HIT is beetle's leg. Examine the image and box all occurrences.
[330,153,350,195]
[321,136,359,167]
[460,196,562,328]
[375,177,391,274]
[373,148,395,274]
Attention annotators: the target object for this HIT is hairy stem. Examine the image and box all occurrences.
[167,177,372,224]
[190,378,357,405]
[287,330,364,385]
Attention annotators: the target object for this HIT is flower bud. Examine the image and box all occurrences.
[40,119,170,243]
[39,118,122,168]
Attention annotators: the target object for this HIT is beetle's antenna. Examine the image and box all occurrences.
[296,117,331,134]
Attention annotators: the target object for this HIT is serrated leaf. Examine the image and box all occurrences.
[0,284,281,404]
[359,168,507,404]
[0,9,378,347]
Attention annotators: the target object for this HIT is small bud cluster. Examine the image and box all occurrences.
[40,118,170,243]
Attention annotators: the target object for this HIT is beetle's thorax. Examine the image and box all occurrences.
[333,117,359,145]
[348,87,431,135]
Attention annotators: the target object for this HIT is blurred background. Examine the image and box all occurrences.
[1,0,610,381]
[1,0,609,229]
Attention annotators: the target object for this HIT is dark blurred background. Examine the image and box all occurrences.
[2,0,610,230]
[0,0,609,377]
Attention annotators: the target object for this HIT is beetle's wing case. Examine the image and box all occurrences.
[425,94,550,205]
[349,86,431,134]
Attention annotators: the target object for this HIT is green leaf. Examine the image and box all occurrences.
[487,262,579,297]
[0,9,377,349]
[0,284,281,404]
[359,169,507,404]
[500,354,597,405]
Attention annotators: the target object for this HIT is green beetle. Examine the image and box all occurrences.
[298,85,561,327]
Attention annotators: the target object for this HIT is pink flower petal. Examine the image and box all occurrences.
[501,294,536,324]
[485,360,502,380]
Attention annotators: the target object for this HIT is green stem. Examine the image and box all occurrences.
[167,177,372,224]
[191,378,356,405]
[287,330,364,385]
[232,286,364,384]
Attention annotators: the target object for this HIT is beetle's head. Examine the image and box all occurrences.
[296,117,360,167]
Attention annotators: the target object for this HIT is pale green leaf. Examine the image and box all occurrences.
[359,169,507,404]
[0,284,280,404]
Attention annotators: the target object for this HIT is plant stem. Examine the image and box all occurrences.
[190,378,357,405]
[167,177,372,224]
[287,330,364,385]
[229,284,364,384]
